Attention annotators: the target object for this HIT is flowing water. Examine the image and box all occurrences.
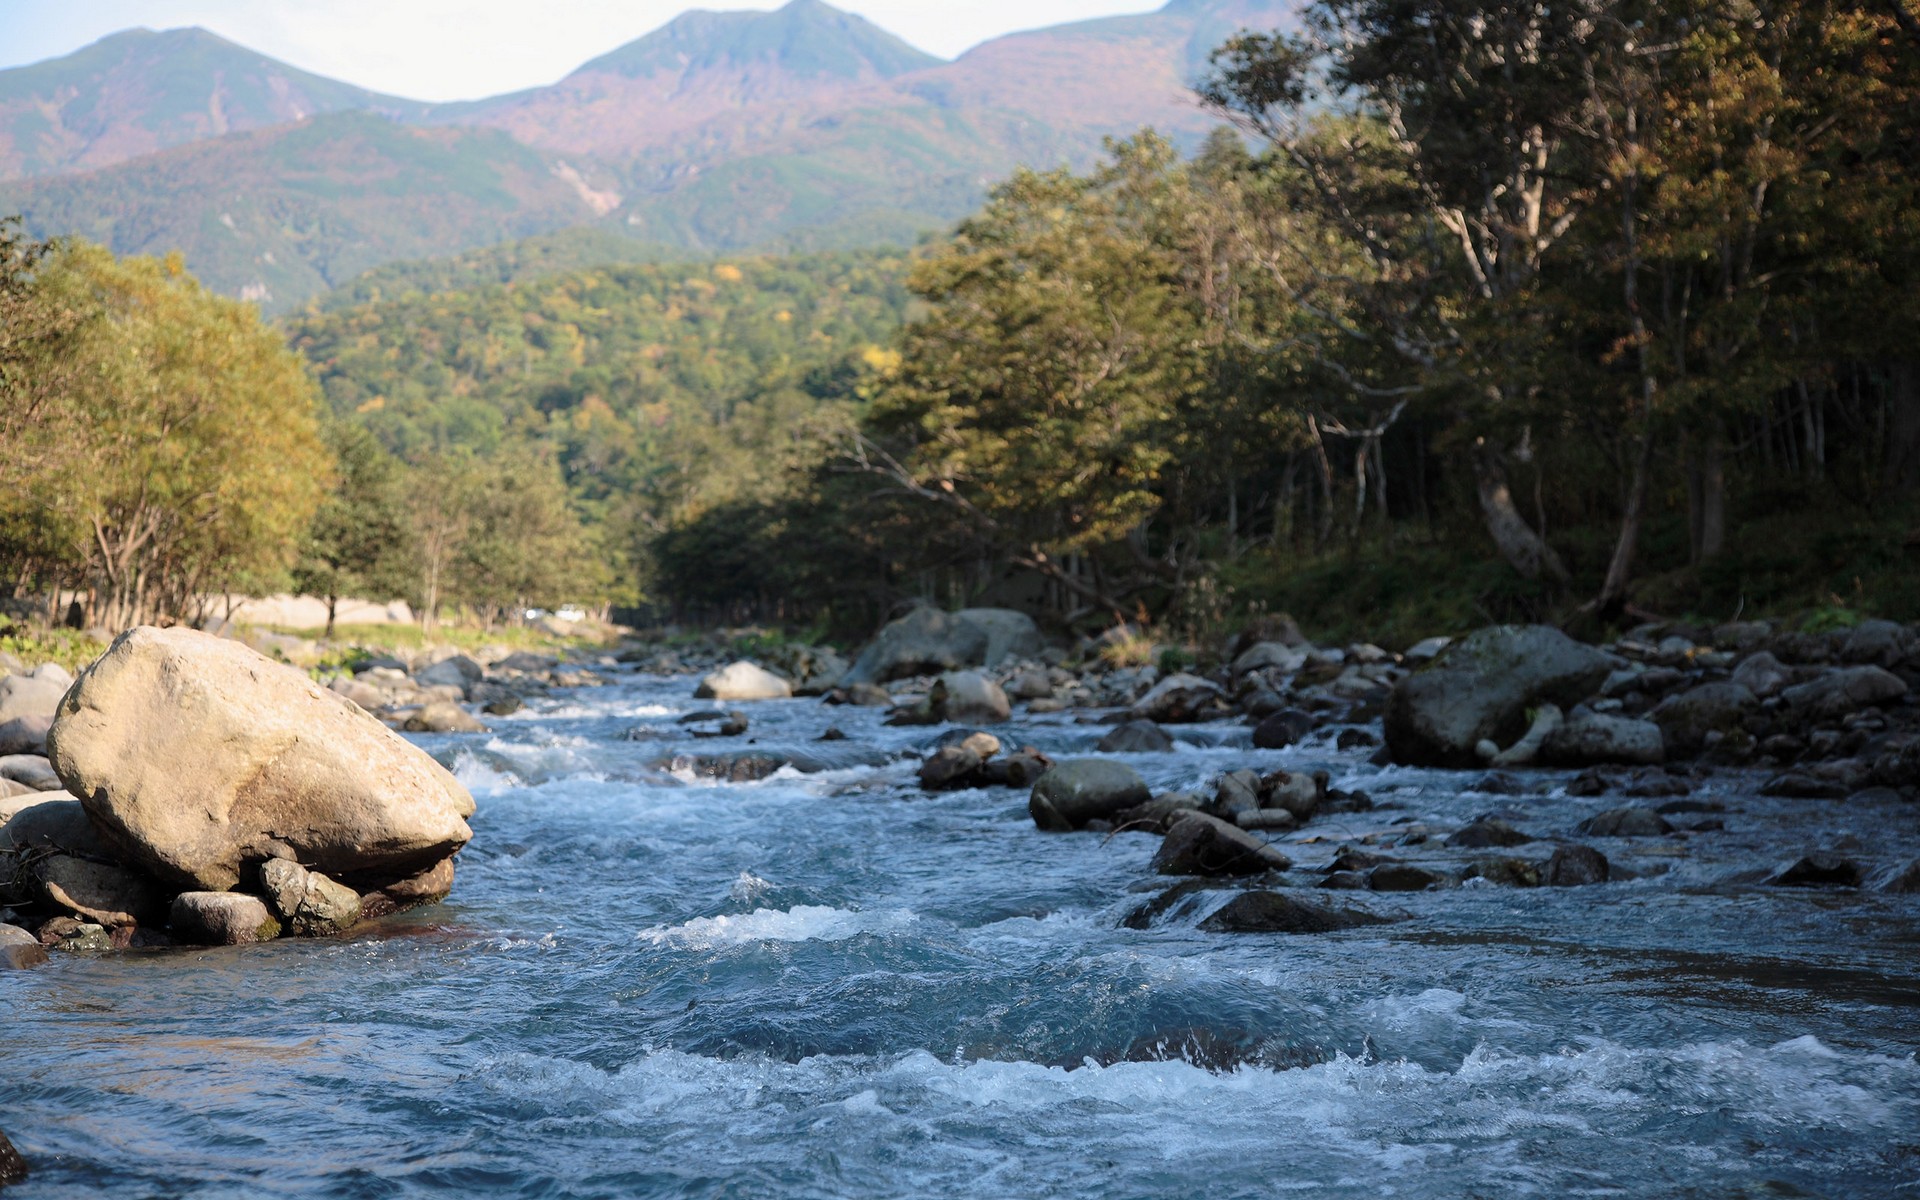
[4,671,1919,1198]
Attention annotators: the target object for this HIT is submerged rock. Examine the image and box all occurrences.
[1446,819,1532,849]
[1771,852,1864,889]
[47,626,474,893]
[1028,760,1151,831]
[1577,807,1672,838]
[1097,720,1175,753]
[1383,625,1615,767]
[1198,891,1393,934]
[1545,844,1610,886]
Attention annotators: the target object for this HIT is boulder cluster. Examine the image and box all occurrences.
[1,627,474,958]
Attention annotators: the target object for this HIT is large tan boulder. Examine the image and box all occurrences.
[48,626,474,892]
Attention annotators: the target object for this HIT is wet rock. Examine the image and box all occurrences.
[1,922,48,969]
[1545,845,1610,886]
[372,856,457,908]
[170,892,282,945]
[1468,857,1542,887]
[932,671,1011,724]
[1446,819,1532,849]
[1113,792,1207,835]
[1151,812,1292,876]
[0,715,50,757]
[1097,720,1175,753]
[1759,772,1849,800]
[1318,871,1369,890]
[1539,712,1666,767]
[0,1127,27,1185]
[43,918,114,952]
[695,661,793,702]
[676,751,792,782]
[1235,809,1299,832]
[258,859,362,937]
[1383,625,1616,767]
[1883,859,1920,893]
[1120,878,1226,928]
[919,746,984,790]
[1251,709,1315,749]
[1577,807,1673,837]
[1730,652,1792,699]
[1028,760,1151,831]
[840,608,992,685]
[817,727,848,742]
[1258,769,1324,821]
[1336,728,1378,751]
[1652,683,1757,755]
[1328,850,1396,873]
[1780,667,1908,721]
[481,696,524,717]
[403,702,489,734]
[1472,771,1528,796]
[42,625,476,898]
[1199,891,1392,934]
[1212,770,1262,823]
[1368,863,1448,892]
[978,749,1053,788]
[1127,673,1227,724]
[1771,852,1864,889]
[2,798,164,928]
[825,683,894,707]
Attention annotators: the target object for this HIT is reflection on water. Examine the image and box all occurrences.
[3,671,1917,1198]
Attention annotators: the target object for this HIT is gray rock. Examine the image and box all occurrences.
[1097,720,1175,753]
[1150,812,1292,876]
[1577,807,1673,837]
[1259,769,1323,820]
[1212,770,1262,822]
[1028,760,1151,831]
[1545,844,1610,886]
[0,674,67,725]
[415,654,483,689]
[1489,704,1563,766]
[1652,683,1758,754]
[0,754,59,791]
[1539,712,1666,766]
[1780,667,1908,721]
[1127,673,1226,724]
[1004,670,1054,701]
[403,702,489,734]
[1112,792,1208,834]
[170,892,282,945]
[0,715,51,757]
[49,626,474,893]
[1771,852,1864,888]
[1730,651,1792,699]
[258,859,362,936]
[918,746,983,789]
[1840,619,1908,666]
[1403,636,1452,662]
[1468,857,1542,887]
[1251,709,1315,749]
[1368,863,1448,891]
[932,672,1011,724]
[694,661,793,702]
[841,608,992,685]
[2,798,163,928]
[955,608,1045,668]
[1383,625,1617,767]
[1230,642,1308,676]
[1446,819,1532,849]
[1199,891,1392,934]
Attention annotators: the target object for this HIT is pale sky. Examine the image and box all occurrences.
[0,1,1173,102]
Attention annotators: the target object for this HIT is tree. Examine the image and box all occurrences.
[292,422,412,637]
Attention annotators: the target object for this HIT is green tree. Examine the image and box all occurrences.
[292,422,413,637]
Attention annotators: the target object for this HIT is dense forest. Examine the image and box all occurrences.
[4,0,1918,645]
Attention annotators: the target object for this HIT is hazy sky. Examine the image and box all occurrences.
[0,1,1172,101]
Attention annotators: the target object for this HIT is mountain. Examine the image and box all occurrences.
[7,112,603,307]
[0,0,1297,311]
[0,26,427,180]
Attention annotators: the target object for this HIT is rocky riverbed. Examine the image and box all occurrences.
[1,611,1917,1196]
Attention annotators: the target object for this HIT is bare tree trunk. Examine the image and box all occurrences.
[1884,361,1920,488]
[1600,430,1656,614]
[1471,444,1569,583]
[1698,424,1725,561]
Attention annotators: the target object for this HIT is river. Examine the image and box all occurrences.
[4,669,1917,1197]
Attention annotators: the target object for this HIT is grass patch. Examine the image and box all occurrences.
[0,625,112,674]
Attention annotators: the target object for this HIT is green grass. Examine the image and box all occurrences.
[0,626,111,674]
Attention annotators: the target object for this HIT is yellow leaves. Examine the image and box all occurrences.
[713,264,744,283]
[356,396,386,414]
[859,345,901,373]
[775,310,793,323]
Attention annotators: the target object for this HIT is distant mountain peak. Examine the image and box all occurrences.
[574,0,943,83]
